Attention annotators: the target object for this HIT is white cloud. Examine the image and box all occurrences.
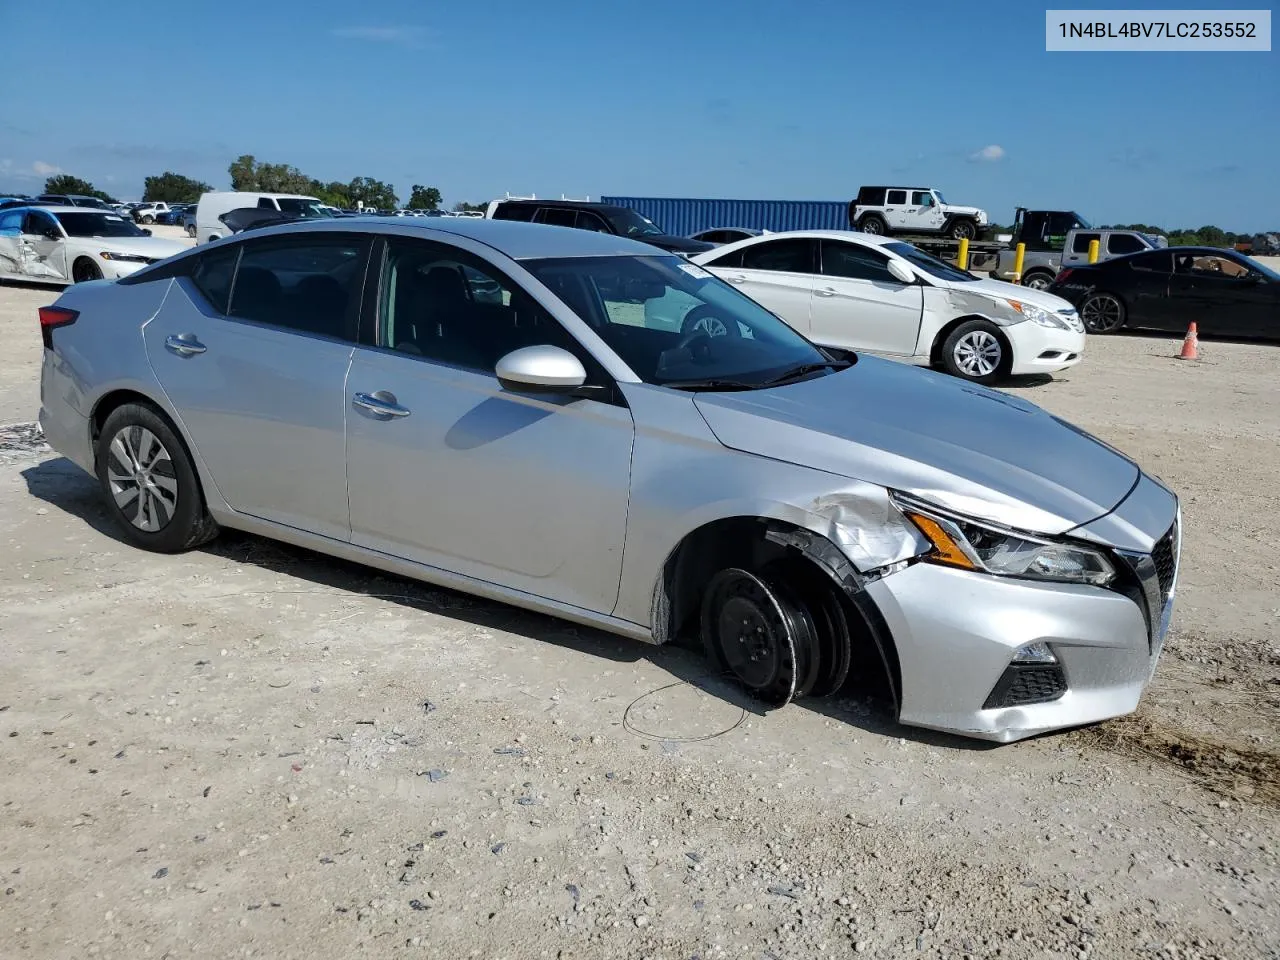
[968,144,1005,163]
[330,26,427,46]
[32,160,63,176]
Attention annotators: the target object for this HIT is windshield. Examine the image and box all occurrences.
[1241,253,1280,281]
[604,208,664,238]
[55,212,147,238]
[522,255,834,388]
[933,191,946,204]
[884,241,977,282]
[275,198,333,218]
[73,197,111,210]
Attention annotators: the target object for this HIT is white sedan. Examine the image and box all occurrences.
[681,230,1085,384]
[0,205,188,285]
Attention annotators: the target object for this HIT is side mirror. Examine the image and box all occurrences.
[887,259,915,283]
[43,229,61,241]
[142,228,152,236]
[495,345,587,394]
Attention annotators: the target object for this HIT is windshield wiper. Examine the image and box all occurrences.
[758,359,852,387]
[662,377,759,392]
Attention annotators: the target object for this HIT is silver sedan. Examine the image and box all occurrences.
[38,217,1180,742]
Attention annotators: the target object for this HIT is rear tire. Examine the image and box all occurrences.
[72,258,103,283]
[1080,292,1126,333]
[857,215,887,236]
[95,402,219,553]
[940,319,1007,385]
[1020,269,1055,291]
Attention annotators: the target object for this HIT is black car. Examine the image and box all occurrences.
[487,199,714,254]
[1049,246,1279,340]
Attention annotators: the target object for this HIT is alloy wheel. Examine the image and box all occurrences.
[105,425,179,532]
[953,330,1002,378]
[1022,274,1052,291]
[691,315,730,337]
[1081,294,1124,333]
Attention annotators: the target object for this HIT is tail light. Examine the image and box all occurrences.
[38,306,79,349]
[1053,268,1074,284]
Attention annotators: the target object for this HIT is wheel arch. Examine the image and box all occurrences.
[651,515,902,709]
[87,386,225,514]
[928,313,1014,369]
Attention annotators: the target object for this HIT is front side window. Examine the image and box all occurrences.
[523,255,830,388]
[911,191,933,206]
[576,211,611,233]
[226,236,364,338]
[820,240,899,283]
[22,211,58,237]
[1106,233,1144,255]
[1174,252,1253,279]
[886,190,907,205]
[377,238,581,372]
[54,212,147,238]
[740,238,816,273]
[602,208,664,238]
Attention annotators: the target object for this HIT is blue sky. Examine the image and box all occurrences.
[1,0,1276,229]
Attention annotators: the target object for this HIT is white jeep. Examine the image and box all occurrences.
[852,186,987,240]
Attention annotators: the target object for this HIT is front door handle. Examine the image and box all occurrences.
[724,274,747,284]
[353,391,411,418]
[815,287,837,297]
[165,334,206,356]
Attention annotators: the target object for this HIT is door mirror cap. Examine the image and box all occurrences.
[495,345,587,394]
[887,259,915,283]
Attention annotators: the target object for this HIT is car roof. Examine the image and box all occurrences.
[4,205,83,214]
[187,216,667,261]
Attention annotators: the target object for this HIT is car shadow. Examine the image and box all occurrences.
[1000,373,1056,390]
[20,456,996,752]
[0,278,66,293]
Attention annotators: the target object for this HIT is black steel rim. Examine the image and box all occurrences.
[1083,294,1122,332]
[703,569,797,707]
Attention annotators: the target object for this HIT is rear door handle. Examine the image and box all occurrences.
[353,391,411,418]
[815,287,837,297]
[165,334,206,356]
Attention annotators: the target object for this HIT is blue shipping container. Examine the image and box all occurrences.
[601,197,850,238]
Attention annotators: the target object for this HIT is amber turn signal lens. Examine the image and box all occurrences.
[904,511,976,570]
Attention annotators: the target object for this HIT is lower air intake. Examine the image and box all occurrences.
[983,663,1067,709]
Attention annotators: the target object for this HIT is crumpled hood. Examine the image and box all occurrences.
[955,275,1078,314]
[70,235,188,261]
[693,356,1139,535]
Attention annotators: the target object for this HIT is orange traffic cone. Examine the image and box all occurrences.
[1178,322,1198,360]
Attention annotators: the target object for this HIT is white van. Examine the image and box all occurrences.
[194,192,331,244]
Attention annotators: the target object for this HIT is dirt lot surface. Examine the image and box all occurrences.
[1,282,1277,960]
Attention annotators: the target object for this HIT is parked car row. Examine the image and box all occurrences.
[35,215,1182,742]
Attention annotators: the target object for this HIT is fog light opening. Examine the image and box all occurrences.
[1012,641,1057,664]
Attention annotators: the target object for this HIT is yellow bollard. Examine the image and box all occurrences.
[1088,238,1100,264]
[1012,242,1026,284]
[956,237,970,271]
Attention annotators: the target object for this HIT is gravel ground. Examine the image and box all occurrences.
[1,281,1277,960]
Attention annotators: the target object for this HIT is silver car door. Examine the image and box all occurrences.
[811,239,923,354]
[345,236,635,614]
[140,233,368,541]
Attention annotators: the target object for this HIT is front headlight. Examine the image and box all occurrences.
[99,251,151,263]
[894,495,1116,587]
[1005,299,1071,330]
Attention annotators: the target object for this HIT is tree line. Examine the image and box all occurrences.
[28,157,485,212]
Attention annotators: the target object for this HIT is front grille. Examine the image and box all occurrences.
[1151,522,1177,598]
[983,663,1068,709]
